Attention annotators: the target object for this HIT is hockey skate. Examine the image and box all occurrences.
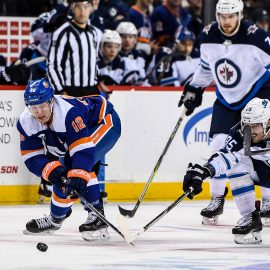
[37,178,53,204]
[201,187,228,225]
[260,199,270,226]
[232,210,262,244]
[24,209,72,235]
[79,208,110,241]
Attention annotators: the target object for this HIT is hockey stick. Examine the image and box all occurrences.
[243,125,270,156]
[73,190,134,246]
[15,56,46,67]
[118,108,187,218]
[118,187,194,244]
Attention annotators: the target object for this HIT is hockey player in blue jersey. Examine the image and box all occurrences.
[179,0,270,225]
[17,78,121,241]
[183,97,270,244]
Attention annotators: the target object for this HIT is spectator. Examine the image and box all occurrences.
[127,0,155,56]
[251,8,269,33]
[150,0,192,47]
[98,0,130,29]
[185,0,203,41]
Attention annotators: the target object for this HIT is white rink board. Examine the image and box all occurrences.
[0,89,216,185]
[108,90,215,182]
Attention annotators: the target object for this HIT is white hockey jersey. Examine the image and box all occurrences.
[190,21,270,110]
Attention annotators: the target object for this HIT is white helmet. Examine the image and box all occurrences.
[216,0,244,36]
[101,29,122,48]
[241,98,270,137]
[116,22,138,36]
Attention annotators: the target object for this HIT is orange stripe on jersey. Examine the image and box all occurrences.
[91,114,113,145]
[52,192,79,203]
[42,161,62,182]
[98,96,106,124]
[67,169,96,182]
[137,37,150,43]
[21,148,44,156]
[69,136,92,153]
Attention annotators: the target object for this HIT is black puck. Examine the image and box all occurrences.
[36,242,48,252]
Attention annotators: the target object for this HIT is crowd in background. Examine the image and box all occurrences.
[0,0,270,91]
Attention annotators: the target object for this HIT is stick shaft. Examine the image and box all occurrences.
[136,109,187,202]
[131,188,193,242]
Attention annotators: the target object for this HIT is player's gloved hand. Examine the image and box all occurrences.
[62,177,87,196]
[178,84,205,116]
[4,63,30,84]
[183,163,212,199]
[42,161,67,187]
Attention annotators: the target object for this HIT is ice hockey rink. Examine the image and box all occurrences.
[1,200,270,270]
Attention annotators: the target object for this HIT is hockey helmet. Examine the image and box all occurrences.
[24,78,54,106]
[176,27,195,42]
[116,22,138,36]
[216,0,244,36]
[241,98,270,136]
[101,29,122,49]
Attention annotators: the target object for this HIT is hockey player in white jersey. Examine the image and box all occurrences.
[97,29,125,98]
[116,22,147,85]
[178,0,270,225]
[183,97,270,244]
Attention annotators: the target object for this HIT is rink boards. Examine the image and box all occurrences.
[0,85,263,203]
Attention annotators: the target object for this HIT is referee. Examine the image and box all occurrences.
[47,0,102,96]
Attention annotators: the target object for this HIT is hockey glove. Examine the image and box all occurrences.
[178,84,204,116]
[42,161,67,187]
[61,169,93,196]
[4,63,30,84]
[183,163,212,199]
[62,177,87,196]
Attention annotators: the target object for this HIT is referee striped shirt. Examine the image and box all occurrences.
[47,21,102,93]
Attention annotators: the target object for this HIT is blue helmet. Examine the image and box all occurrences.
[24,78,54,106]
[176,27,195,42]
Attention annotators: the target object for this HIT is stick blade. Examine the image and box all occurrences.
[116,214,134,245]
[118,205,136,218]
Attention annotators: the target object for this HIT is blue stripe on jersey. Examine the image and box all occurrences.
[201,63,211,71]
[220,152,231,170]
[201,59,209,67]
[232,185,254,196]
[227,173,248,179]
[216,70,270,110]
[213,174,227,179]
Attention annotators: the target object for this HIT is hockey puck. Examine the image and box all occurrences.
[36,242,48,252]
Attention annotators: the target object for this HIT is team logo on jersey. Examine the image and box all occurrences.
[215,59,241,88]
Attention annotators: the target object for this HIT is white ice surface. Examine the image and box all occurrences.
[0,201,270,270]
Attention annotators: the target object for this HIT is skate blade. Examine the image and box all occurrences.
[202,215,219,226]
[234,231,262,244]
[81,228,110,241]
[23,229,56,235]
[261,217,270,227]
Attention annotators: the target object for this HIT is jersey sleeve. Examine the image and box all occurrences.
[206,127,245,177]
[17,120,49,177]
